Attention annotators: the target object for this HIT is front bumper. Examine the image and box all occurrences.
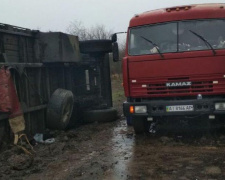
[123,98,225,117]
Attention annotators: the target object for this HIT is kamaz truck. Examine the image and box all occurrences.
[115,4,225,133]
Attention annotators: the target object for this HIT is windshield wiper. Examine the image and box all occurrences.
[140,36,164,59]
[189,30,216,56]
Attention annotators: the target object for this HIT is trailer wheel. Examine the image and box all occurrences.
[83,108,117,123]
[132,117,145,134]
[79,40,112,54]
[47,89,74,130]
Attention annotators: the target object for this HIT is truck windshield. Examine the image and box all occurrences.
[128,19,225,55]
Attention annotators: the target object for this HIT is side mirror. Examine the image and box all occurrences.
[112,42,119,62]
[111,33,117,43]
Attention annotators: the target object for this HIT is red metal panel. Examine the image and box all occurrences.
[0,67,11,112]
[127,51,225,98]
[122,57,129,97]
[0,66,23,117]
[129,4,225,27]
[128,52,225,79]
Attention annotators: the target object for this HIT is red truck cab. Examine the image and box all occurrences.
[122,4,225,133]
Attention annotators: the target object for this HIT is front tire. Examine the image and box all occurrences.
[132,117,145,134]
[83,108,117,123]
[126,116,132,126]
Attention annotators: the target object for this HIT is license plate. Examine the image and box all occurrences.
[166,105,194,112]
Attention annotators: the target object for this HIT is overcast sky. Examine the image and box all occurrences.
[1,0,225,33]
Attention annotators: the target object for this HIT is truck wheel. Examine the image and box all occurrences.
[126,116,133,126]
[79,40,112,54]
[132,117,145,134]
[83,108,117,123]
[47,89,74,130]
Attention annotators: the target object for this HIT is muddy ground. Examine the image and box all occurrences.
[1,77,225,180]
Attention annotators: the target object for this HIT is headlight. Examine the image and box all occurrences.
[215,102,225,110]
[134,106,147,113]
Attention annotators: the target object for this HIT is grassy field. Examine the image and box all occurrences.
[111,74,125,115]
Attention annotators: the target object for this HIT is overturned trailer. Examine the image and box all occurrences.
[0,23,117,143]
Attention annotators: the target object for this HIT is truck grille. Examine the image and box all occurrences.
[130,74,225,97]
[148,81,213,95]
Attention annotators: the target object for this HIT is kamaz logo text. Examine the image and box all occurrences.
[166,82,192,87]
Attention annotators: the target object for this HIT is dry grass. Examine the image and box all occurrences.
[111,74,125,115]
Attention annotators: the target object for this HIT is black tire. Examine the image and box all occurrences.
[126,116,133,126]
[83,108,117,123]
[47,89,74,130]
[79,40,112,54]
[132,117,145,134]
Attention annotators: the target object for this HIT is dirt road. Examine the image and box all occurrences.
[1,78,225,180]
[1,118,225,180]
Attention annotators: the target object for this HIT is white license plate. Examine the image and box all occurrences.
[166,105,194,112]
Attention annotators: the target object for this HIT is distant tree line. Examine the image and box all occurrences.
[67,20,113,40]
